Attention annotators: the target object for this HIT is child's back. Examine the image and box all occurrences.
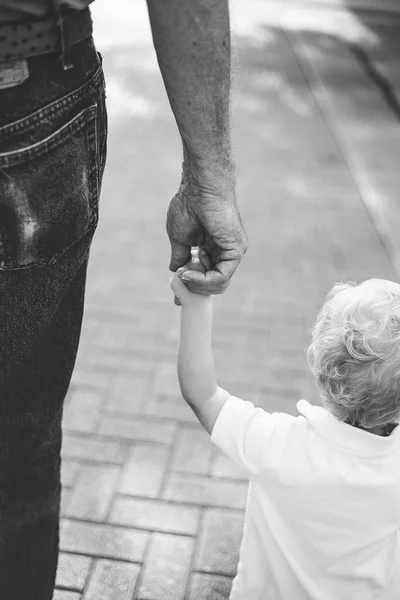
[212,395,400,599]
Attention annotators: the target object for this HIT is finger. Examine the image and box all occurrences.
[176,266,191,277]
[181,257,241,294]
[199,247,212,271]
[170,273,186,295]
[169,239,191,272]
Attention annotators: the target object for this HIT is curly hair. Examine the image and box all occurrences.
[307,279,400,429]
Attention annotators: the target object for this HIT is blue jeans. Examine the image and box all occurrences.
[0,36,107,599]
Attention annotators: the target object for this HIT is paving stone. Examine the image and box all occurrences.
[65,464,121,521]
[104,373,149,413]
[188,573,233,600]
[61,460,81,488]
[94,319,154,350]
[56,553,92,591]
[162,474,248,509]
[211,452,248,481]
[97,413,176,444]
[109,497,200,535]
[143,393,198,423]
[118,445,169,498]
[53,591,81,600]
[62,433,127,464]
[84,559,141,600]
[151,361,181,396]
[70,365,111,390]
[137,533,194,600]
[79,349,154,374]
[61,487,72,516]
[170,426,213,474]
[63,390,102,433]
[60,519,148,562]
[195,509,244,575]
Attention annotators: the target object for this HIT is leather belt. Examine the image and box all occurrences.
[0,8,93,68]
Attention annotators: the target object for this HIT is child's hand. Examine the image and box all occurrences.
[171,247,213,307]
[170,273,211,307]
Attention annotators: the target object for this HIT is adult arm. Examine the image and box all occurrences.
[146,0,248,294]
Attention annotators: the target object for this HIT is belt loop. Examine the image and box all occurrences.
[50,0,73,70]
[58,6,73,70]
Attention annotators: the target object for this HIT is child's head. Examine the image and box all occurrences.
[307,279,400,428]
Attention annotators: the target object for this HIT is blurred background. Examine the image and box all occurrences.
[56,1,400,599]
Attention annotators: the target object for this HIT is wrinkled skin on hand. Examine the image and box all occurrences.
[166,167,248,297]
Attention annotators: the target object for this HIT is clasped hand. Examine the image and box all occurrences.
[166,160,248,302]
[170,247,212,307]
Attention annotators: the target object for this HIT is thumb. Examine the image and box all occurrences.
[169,239,191,272]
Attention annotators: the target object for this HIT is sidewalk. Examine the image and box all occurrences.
[54,2,400,599]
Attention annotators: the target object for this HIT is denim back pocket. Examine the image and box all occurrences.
[0,70,103,270]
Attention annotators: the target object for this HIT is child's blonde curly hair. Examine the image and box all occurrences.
[307,279,400,429]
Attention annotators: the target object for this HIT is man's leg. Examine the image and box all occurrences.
[0,25,107,599]
[0,242,91,599]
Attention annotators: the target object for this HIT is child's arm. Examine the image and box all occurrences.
[170,273,230,434]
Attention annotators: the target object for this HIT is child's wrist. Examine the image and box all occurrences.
[182,293,213,311]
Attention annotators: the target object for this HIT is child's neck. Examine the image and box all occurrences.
[348,421,398,437]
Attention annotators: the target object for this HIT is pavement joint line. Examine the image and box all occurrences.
[63,431,130,444]
[95,413,202,431]
[112,492,248,510]
[113,493,247,511]
[103,455,127,526]
[98,408,187,422]
[107,522,196,538]
[194,568,235,578]
[63,432,172,446]
[75,349,169,368]
[184,504,206,600]
[80,554,97,600]
[65,412,181,425]
[194,569,235,579]
[283,27,400,281]
[134,517,154,600]
[62,516,151,532]
[68,383,109,392]
[133,560,145,600]
[62,458,124,468]
[58,547,143,565]
[159,417,181,499]
[54,585,81,593]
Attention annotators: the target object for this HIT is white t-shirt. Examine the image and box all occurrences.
[211,396,400,600]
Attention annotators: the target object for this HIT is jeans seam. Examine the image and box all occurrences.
[0,104,97,167]
[0,65,105,138]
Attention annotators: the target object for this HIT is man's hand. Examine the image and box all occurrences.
[167,166,248,295]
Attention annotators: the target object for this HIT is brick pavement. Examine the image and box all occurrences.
[54,4,400,599]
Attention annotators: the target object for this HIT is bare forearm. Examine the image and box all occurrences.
[178,300,217,405]
[146,0,233,170]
